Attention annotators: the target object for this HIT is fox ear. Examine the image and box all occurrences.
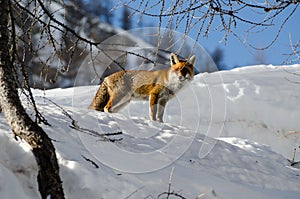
[188,55,196,65]
[170,53,180,65]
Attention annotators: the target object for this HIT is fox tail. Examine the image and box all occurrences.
[88,83,109,111]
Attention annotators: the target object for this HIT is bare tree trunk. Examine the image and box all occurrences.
[0,0,65,198]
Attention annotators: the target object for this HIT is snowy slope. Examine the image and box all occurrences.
[1,65,300,199]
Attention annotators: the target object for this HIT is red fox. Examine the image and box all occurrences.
[88,53,196,122]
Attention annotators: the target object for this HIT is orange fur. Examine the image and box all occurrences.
[88,53,196,122]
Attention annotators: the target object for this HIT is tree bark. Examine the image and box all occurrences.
[0,0,65,198]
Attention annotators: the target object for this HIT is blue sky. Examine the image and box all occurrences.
[111,1,299,69]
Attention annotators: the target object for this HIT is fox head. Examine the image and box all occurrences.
[169,53,196,82]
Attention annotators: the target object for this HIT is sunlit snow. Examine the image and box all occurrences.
[1,64,300,199]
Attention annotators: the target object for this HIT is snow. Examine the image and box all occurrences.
[1,64,300,198]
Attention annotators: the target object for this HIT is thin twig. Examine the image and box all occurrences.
[81,155,99,168]
[41,97,123,142]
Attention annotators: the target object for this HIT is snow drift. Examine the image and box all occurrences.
[0,64,300,199]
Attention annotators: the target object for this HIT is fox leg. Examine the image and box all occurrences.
[149,94,159,121]
[110,98,130,112]
[104,95,121,113]
[104,92,130,113]
[104,97,113,113]
[156,98,167,122]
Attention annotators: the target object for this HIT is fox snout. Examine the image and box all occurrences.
[178,75,185,81]
[178,74,192,81]
[176,65,194,82]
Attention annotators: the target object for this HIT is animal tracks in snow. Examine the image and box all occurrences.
[223,80,260,101]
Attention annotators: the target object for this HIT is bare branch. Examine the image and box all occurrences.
[42,97,123,142]
[125,0,300,57]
